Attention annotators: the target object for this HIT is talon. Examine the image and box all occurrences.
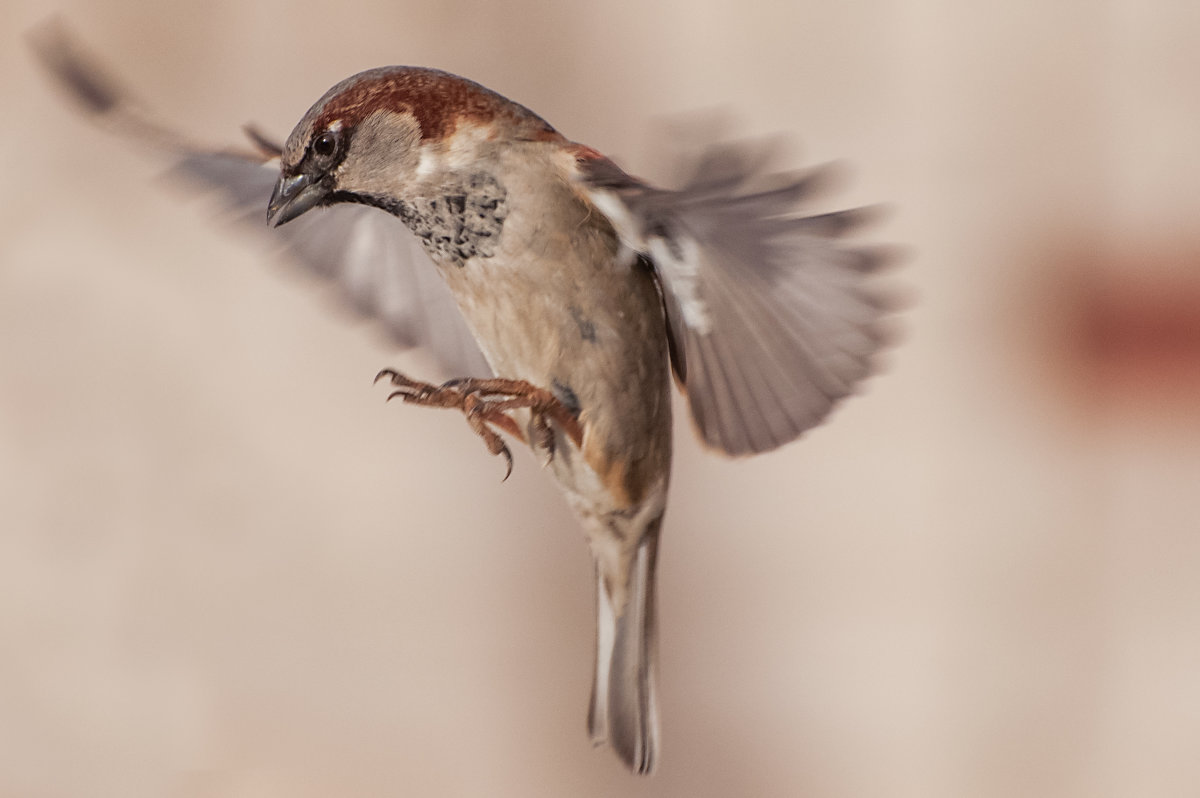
[373,369,581,480]
[498,444,514,482]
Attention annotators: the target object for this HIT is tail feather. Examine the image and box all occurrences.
[588,525,661,775]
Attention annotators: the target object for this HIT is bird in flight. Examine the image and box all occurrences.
[32,21,894,775]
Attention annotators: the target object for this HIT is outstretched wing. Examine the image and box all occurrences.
[168,152,492,378]
[580,142,893,456]
[30,20,491,379]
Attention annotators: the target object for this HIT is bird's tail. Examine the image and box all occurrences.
[587,521,661,775]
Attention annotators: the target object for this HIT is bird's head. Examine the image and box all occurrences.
[266,66,562,227]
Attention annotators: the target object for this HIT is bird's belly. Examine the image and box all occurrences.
[443,254,673,511]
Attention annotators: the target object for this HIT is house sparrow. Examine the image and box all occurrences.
[33,22,892,775]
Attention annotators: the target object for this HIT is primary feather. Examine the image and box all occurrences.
[578,152,891,455]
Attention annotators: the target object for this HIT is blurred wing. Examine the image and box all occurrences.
[30,19,491,379]
[170,153,492,378]
[581,143,892,456]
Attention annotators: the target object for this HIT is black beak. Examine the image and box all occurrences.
[267,172,326,227]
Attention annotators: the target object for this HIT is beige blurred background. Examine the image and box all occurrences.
[3,1,1200,796]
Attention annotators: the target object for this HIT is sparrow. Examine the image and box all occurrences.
[33,22,892,775]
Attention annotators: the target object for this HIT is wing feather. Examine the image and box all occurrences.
[174,154,491,377]
[581,142,893,456]
[32,21,490,379]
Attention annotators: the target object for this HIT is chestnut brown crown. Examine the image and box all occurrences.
[267,67,564,226]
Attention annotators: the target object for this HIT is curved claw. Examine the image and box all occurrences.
[374,368,400,385]
[374,368,574,482]
[498,444,514,482]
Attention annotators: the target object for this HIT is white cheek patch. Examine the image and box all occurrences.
[415,148,441,179]
[441,125,495,171]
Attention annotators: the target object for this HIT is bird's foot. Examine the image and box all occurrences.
[374,369,582,480]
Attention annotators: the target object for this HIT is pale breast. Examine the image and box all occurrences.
[413,142,673,508]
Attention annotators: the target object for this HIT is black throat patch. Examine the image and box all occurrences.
[349,172,508,268]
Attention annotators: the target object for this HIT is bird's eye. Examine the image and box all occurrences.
[311,130,339,159]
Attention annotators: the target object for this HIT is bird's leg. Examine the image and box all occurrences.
[375,369,583,480]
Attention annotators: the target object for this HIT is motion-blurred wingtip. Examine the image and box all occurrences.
[28,16,126,117]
